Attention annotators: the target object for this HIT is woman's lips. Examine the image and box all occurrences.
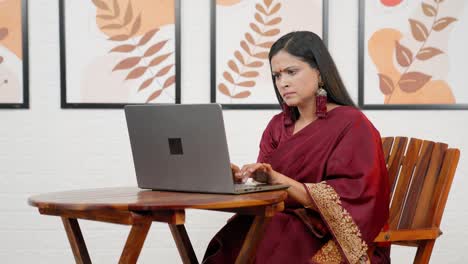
[283,92,296,97]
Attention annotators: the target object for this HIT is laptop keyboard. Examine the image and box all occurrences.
[234,180,267,191]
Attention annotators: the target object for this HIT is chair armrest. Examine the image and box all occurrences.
[374,228,442,242]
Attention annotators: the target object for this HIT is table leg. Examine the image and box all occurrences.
[61,217,91,264]
[119,221,152,264]
[169,224,199,264]
[235,215,272,264]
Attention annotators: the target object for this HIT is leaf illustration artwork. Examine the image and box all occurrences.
[218,0,282,101]
[92,0,176,103]
[371,0,460,104]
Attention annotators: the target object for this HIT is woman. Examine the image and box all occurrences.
[203,31,390,264]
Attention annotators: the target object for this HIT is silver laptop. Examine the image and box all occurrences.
[124,104,289,194]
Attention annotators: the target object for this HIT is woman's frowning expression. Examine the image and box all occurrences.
[271,50,321,108]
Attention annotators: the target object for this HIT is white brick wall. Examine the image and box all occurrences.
[0,0,466,263]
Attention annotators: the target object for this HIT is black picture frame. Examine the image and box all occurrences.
[210,0,329,110]
[358,0,468,110]
[0,0,29,109]
[59,0,181,109]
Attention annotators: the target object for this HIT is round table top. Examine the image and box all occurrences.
[28,187,288,212]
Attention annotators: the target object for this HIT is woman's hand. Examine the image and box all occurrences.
[231,163,241,182]
[235,163,285,185]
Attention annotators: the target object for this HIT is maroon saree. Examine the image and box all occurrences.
[203,106,391,264]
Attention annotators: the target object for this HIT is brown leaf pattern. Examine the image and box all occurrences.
[155,64,174,77]
[93,0,175,103]
[233,91,252,98]
[398,72,431,92]
[416,47,443,60]
[384,0,457,102]
[395,41,413,67]
[110,44,136,53]
[138,29,159,46]
[433,17,457,31]
[409,19,429,42]
[237,81,255,87]
[218,0,282,100]
[422,3,437,17]
[378,73,394,95]
[146,89,163,102]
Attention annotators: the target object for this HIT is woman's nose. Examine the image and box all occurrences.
[278,79,289,89]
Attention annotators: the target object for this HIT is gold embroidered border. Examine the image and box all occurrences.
[306,182,369,264]
[311,240,342,264]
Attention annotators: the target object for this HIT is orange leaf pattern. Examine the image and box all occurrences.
[91,0,176,103]
[218,0,282,100]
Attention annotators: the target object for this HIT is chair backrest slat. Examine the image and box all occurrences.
[428,148,460,228]
[411,143,448,229]
[382,137,394,163]
[389,138,422,229]
[386,137,408,193]
[398,140,435,229]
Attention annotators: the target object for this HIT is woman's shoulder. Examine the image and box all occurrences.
[331,106,369,123]
[329,106,379,134]
[267,111,287,126]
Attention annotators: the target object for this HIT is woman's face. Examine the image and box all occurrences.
[271,50,320,108]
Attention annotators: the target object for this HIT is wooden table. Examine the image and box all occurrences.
[28,187,287,264]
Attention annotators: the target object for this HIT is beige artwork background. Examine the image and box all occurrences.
[215,0,323,105]
[64,0,176,104]
[364,0,467,105]
[0,0,23,104]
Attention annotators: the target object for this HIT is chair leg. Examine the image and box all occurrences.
[414,240,435,264]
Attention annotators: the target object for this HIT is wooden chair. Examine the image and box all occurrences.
[373,137,460,263]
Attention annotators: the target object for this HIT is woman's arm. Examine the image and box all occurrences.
[237,163,316,210]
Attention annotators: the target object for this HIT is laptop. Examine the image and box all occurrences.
[124,103,289,194]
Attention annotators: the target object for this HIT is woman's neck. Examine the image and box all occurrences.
[296,101,317,123]
[296,102,341,123]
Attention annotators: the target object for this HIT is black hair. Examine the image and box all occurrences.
[268,31,356,120]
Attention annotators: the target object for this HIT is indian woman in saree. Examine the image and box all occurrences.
[203,31,391,264]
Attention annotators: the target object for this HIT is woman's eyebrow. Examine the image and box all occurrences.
[272,66,298,74]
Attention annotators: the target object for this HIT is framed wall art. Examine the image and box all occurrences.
[359,0,468,109]
[0,0,29,109]
[211,0,328,109]
[60,0,180,108]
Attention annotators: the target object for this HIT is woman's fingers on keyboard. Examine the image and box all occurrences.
[230,163,240,173]
[233,173,245,183]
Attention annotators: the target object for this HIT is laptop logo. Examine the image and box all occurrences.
[168,138,183,155]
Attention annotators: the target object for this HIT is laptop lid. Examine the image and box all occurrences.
[125,104,236,193]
